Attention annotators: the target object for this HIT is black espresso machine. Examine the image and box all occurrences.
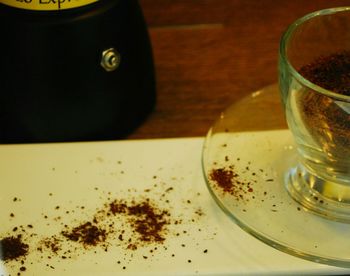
[1,0,156,143]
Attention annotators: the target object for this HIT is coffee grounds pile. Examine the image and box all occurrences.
[0,235,29,262]
[209,165,255,201]
[62,222,107,248]
[298,50,350,157]
[209,167,238,194]
[109,199,170,245]
[54,197,171,254]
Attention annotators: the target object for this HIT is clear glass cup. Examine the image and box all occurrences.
[279,7,350,222]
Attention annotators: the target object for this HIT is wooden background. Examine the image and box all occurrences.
[128,0,350,139]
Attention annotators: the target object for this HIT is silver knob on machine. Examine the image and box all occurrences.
[100,48,121,72]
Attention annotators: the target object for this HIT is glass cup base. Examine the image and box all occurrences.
[286,164,350,223]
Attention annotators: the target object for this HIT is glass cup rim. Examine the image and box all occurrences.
[279,6,350,103]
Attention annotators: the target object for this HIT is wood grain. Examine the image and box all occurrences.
[128,0,350,139]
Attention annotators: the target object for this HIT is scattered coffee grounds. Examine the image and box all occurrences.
[298,50,350,157]
[0,235,29,262]
[37,236,62,254]
[62,222,107,248]
[1,172,211,274]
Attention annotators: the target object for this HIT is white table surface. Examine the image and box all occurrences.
[0,137,349,275]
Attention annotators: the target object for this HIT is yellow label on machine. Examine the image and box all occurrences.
[2,0,99,10]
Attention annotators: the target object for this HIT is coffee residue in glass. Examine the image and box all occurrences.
[298,50,350,156]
